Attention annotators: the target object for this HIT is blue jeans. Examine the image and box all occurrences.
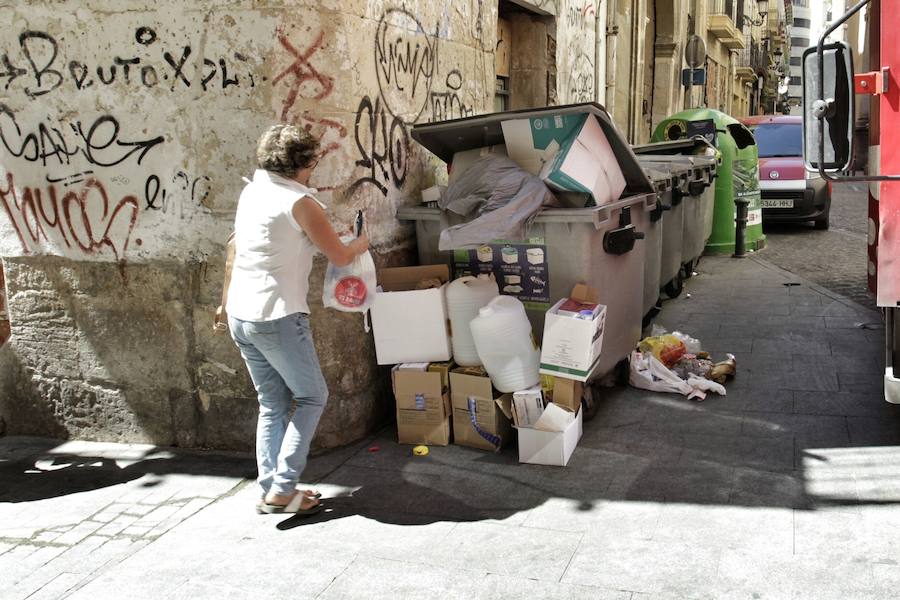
[229,312,328,497]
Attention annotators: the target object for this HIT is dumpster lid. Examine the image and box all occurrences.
[632,139,710,155]
[411,102,654,194]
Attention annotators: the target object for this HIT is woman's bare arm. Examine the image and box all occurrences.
[292,197,368,267]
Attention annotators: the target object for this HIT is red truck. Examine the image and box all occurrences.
[803,0,900,403]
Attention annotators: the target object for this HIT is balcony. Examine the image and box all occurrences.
[708,1,745,49]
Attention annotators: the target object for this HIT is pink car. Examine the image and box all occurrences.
[741,115,832,230]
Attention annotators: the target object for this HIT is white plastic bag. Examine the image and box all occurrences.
[323,212,376,313]
[322,250,377,312]
[629,351,693,395]
[672,331,702,354]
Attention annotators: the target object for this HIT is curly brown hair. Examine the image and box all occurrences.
[256,124,320,177]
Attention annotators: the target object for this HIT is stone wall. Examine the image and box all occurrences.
[0,0,603,450]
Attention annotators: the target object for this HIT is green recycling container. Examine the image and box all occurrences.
[651,108,765,254]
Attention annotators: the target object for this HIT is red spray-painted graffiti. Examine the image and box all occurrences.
[0,172,139,262]
[273,30,335,122]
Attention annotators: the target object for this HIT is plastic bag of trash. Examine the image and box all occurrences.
[671,354,715,380]
[323,213,376,314]
[638,334,687,368]
[629,351,694,395]
[671,331,702,354]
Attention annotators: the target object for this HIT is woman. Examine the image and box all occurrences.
[227,124,369,515]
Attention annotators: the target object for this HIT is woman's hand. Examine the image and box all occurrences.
[349,233,369,257]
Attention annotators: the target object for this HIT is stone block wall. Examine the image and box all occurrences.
[0,0,601,449]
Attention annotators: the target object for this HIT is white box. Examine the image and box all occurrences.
[371,265,452,365]
[539,284,607,383]
[512,385,544,427]
[517,407,583,466]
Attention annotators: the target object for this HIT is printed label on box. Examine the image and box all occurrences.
[453,237,550,310]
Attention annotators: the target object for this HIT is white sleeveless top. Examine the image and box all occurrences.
[226,169,325,321]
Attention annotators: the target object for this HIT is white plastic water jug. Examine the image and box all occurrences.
[446,275,499,366]
[470,295,541,392]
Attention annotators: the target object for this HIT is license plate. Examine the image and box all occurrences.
[761,198,794,208]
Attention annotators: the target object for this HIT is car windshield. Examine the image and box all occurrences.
[751,123,803,158]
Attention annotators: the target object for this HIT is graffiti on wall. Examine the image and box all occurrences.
[0,23,240,262]
[0,29,260,98]
[0,171,140,261]
[0,106,164,173]
[562,1,596,104]
[568,53,595,103]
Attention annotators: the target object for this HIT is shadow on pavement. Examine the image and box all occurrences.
[0,439,255,503]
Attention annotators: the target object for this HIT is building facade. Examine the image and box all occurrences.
[0,0,789,449]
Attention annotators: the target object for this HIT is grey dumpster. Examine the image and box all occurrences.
[637,156,691,297]
[637,154,717,276]
[634,167,671,326]
[401,103,655,383]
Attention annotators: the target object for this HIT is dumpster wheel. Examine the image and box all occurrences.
[581,385,599,422]
[664,274,684,298]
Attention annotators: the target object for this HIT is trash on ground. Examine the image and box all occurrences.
[708,354,737,385]
[412,445,429,456]
[638,334,687,368]
[630,329,736,399]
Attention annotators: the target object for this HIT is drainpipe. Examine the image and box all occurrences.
[596,0,607,105]
[605,0,618,118]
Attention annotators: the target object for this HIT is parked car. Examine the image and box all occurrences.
[741,115,831,230]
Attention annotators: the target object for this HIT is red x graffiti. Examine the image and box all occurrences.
[273,31,335,121]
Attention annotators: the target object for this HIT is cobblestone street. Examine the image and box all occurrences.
[760,183,874,309]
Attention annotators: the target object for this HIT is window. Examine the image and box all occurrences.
[790,56,802,66]
[791,37,810,47]
[750,123,803,157]
[494,76,510,112]
[793,18,811,29]
[789,75,802,86]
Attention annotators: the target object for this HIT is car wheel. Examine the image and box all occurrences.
[814,215,830,230]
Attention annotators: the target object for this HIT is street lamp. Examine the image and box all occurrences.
[743,0,769,27]
[771,47,785,114]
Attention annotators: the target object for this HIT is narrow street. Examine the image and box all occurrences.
[760,183,874,309]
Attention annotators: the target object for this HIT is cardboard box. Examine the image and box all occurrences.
[391,362,429,395]
[371,265,452,365]
[501,115,584,176]
[540,284,607,383]
[511,385,545,428]
[552,378,583,413]
[394,369,452,446]
[517,407,583,467]
[539,113,627,207]
[450,369,513,451]
[501,114,626,207]
[427,361,455,390]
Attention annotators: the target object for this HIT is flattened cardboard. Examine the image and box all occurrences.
[372,265,452,365]
[450,370,512,451]
[394,370,452,446]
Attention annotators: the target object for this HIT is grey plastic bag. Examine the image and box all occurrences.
[438,155,558,250]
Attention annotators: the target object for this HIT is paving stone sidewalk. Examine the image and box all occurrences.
[2,256,899,600]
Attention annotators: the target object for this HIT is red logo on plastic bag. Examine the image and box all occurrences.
[334,276,368,307]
